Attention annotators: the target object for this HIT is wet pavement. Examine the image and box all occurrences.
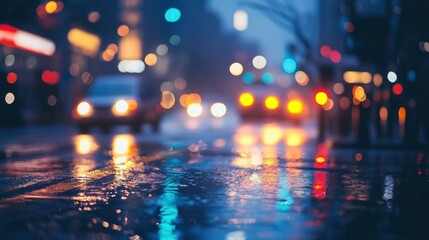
[0,116,428,239]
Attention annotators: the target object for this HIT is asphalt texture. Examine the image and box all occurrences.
[0,117,428,240]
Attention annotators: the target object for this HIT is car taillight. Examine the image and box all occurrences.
[287,100,303,114]
[264,96,279,110]
[239,93,254,107]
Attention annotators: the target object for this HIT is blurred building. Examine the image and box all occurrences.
[317,0,429,145]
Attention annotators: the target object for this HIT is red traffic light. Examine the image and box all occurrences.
[314,90,328,106]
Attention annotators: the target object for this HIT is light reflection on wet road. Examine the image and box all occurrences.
[0,120,428,239]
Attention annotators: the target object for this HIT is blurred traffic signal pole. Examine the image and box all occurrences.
[316,65,333,143]
[315,89,328,142]
[0,70,23,126]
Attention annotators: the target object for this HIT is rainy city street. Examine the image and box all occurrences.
[2,0,429,239]
[1,111,428,239]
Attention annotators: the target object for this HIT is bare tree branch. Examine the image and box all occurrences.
[241,0,313,61]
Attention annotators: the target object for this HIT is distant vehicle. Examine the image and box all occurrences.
[73,74,163,133]
[237,84,307,123]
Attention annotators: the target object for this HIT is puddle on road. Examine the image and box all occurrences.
[0,129,428,239]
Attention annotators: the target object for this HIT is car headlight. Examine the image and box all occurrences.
[187,103,203,118]
[239,93,254,107]
[76,101,93,117]
[112,99,138,116]
[210,102,227,118]
[264,96,279,110]
[112,100,129,116]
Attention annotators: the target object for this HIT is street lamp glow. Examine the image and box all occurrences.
[229,62,244,76]
[387,71,397,83]
[45,1,58,14]
[5,92,15,104]
[233,10,248,31]
[252,55,267,69]
[187,103,203,118]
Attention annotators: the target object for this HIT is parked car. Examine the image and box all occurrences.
[72,74,163,133]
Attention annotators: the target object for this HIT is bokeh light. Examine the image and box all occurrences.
[233,10,248,31]
[315,91,328,105]
[118,60,145,73]
[239,93,254,107]
[169,35,181,45]
[398,107,406,126]
[113,100,129,115]
[144,53,158,66]
[165,8,181,23]
[77,101,92,116]
[282,58,297,74]
[343,71,372,84]
[320,45,331,58]
[333,83,344,95]
[47,95,57,106]
[339,97,350,109]
[160,82,174,92]
[295,70,309,86]
[210,103,227,118]
[285,128,305,147]
[261,72,275,85]
[330,50,342,63]
[252,55,267,69]
[242,72,255,85]
[287,100,303,114]
[315,156,326,163]
[229,62,244,76]
[265,96,279,110]
[174,78,187,90]
[6,72,18,84]
[186,93,202,105]
[156,44,168,56]
[45,1,57,14]
[117,25,129,37]
[160,91,175,109]
[379,106,388,122]
[5,92,15,104]
[353,86,366,102]
[373,73,383,87]
[322,99,334,111]
[387,71,397,83]
[262,124,283,145]
[187,103,203,118]
[42,70,60,85]
[355,153,363,161]
[392,83,403,95]
[179,94,189,108]
[88,11,100,23]
[407,70,416,82]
